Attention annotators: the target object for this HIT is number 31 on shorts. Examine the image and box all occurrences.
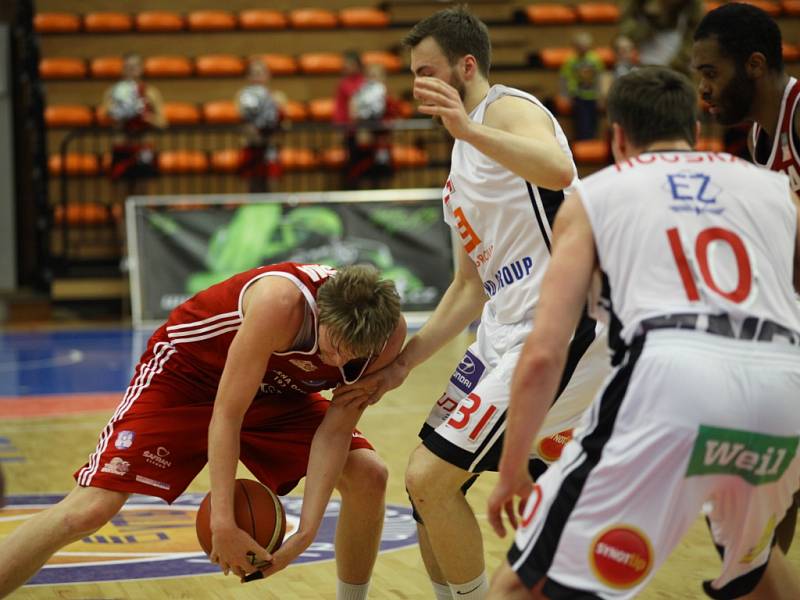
[446,393,498,441]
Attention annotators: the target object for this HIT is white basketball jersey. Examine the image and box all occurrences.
[444,84,578,324]
[579,151,800,350]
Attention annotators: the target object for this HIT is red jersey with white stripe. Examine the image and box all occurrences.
[751,77,800,192]
[149,262,370,398]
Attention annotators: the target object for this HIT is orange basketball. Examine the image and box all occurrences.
[195,479,286,557]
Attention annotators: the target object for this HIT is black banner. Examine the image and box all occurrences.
[131,197,453,323]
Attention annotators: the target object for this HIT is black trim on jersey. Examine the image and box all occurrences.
[419,410,509,473]
[526,182,565,251]
[507,337,645,589]
[541,578,603,599]
[554,310,597,403]
[599,272,627,367]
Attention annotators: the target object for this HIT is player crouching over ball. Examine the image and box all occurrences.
[0,263,406,600]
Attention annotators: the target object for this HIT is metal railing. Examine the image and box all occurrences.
[51,119,454,277]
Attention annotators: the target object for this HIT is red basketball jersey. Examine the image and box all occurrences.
[147,262,371,397]
[751,77,800,192]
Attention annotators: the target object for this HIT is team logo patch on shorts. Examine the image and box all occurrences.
[3,493,417,586]
[536,429,573,462]
[450,351,485,394]
[589,525,653,589]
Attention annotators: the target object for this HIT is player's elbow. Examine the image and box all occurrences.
[551,161,575,191]
[521,346,563,379]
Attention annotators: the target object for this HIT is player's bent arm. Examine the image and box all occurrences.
[291,400,365,547]
[398,244,487,373]
[465,96,575,191]
[208,278,303,533]
[146,87,167,129]
[498,192,597,484]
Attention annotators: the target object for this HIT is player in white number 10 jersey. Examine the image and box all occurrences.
[488,66,800,599]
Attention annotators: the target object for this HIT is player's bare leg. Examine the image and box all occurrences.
[744,547,800,600]
[418,523,451,598]
[0,485,128,598]
[406,445,487,596]
[334,448,388,592]
[488,562,545,599]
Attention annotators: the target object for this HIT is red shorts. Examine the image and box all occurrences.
[74,356,372,503]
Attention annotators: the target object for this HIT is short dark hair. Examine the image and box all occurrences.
[402,5,491,77]
[607,66,698,148]
[694,3,783,72]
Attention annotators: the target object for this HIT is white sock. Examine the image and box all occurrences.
[337,580,370,600]
[448,572,488,599]
[432,580,454,599]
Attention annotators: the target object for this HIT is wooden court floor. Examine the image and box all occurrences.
[1,332,798,599]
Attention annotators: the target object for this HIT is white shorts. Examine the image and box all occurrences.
[509,330,800,599]
[419,307,609,473]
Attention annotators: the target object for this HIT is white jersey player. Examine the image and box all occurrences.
[488,66,800,600]
[334,7,608,600]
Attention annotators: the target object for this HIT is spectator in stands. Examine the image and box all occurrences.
[334,50,366,189]
[346,63,396,189]
[235,58,287,193]
[599,34,637,106]
[558,31,605,140]
[102,53,165,186]
[620,0,703,75]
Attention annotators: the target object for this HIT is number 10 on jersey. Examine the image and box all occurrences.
[667,226,753,304]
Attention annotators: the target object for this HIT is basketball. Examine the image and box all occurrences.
[195,479,286,557]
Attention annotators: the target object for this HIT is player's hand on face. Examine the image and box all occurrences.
[210,525,272,578]
[332,360,409,409]
[487,469,534,538]
[413,77,472,140]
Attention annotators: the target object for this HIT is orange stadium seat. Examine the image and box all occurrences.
[525,5,577,24]
[45,105,94,128]
[538,47,574,69]
[239,10,288,30]
[289,8,338,29]
[83,12,133,33]
[572,139,609,164]
[554,95,573,116]
[738,0,782,15]
[594,46,616,67]
[48,153,100,176]
[320,146,346,168]
[280,147,318,170]
[163,102,201,125]
[39,57,86,80]
[144,56,193,78]
[211,149,242,173]
[136,11,184,32]
[362,50,403,72]
[158,150,209,174]
[34,12,80,33]
[54,202,109,226]
[282,100,309,122]
[195,55,245,77]
[392,145,428,168]
[784,43,800,62]
[187,10,237,31]
[202,100,241,124]
[576,3,620,23]
[783,0,800,15]
[696,137,725,152]
[308,98,335,121]
[299,52,344,74]
[253,54,298,75]
[339,7,390,28]
[90,56,123,79]
[95,106,112,127]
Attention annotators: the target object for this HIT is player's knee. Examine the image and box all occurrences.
[339,449,388,496]
[404,446,446,502]
[57,487,127,539]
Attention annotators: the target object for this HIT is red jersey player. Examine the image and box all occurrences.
[0,263,405,600]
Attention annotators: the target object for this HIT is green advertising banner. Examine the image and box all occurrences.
[128,191,453,325]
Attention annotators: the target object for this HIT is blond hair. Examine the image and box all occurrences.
[317,265,401,357]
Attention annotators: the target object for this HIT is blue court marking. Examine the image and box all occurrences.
[0,329,153,396]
